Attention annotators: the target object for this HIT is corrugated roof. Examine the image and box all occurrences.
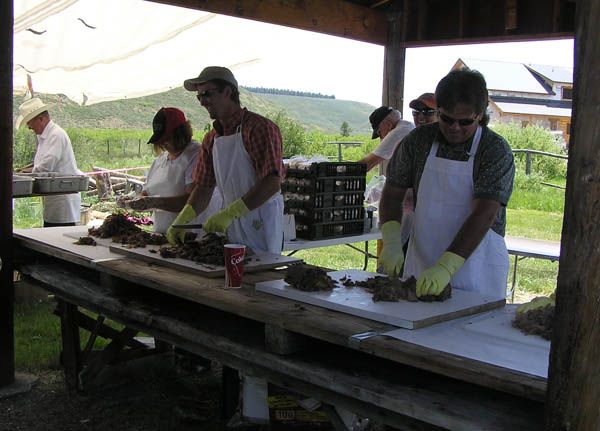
[458,58,549,94]
[526,64,573,84]
[494,101,571,117]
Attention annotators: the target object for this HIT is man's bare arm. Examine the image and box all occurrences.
[187,184,217,215]
[358,153,385,172]
[447,198,501,259]
[241,174,281,210]
[379,181,408,225]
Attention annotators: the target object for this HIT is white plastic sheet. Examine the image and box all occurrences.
[13,0,384,106]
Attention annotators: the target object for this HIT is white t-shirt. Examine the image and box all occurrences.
[372,120,415,175]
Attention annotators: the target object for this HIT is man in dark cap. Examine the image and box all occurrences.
[358,106,414,173]
[167,66,285,255]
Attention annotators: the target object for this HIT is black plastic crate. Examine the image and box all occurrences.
[284,191,364,209]
[286,206,364,224]
[285,162,367,178]
[295,220,365,240]
[282,176,366,194]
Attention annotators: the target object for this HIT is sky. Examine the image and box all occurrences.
[233,24,575,115]
[14,0,575,112]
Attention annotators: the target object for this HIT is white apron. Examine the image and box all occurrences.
[145,142,222,233]
[211,115,283,255]
[403,127,509,299]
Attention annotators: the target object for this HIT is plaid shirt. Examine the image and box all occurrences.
[194,108,285,187]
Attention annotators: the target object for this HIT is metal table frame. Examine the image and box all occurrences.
[283,231,381,270]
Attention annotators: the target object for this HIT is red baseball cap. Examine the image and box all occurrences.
[409,93,437,110]
[147,107,186,144]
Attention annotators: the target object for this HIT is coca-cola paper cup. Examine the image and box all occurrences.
[224,244,246,288]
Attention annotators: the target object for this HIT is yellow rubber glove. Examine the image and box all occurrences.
[378,221,404,277]
[516,294,555,314]
[166,204,197,245]
[416,251,465,297]
[204,198,249,234]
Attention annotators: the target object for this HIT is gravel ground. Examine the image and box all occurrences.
[0,354,227,431]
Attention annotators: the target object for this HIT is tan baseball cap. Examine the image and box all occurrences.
[183,66,238,91]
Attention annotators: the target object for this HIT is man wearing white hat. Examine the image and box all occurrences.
[16,98,81,226]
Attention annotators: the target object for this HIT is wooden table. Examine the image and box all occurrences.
[13,227,548,430]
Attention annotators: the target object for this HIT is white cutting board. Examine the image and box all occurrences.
[65,231,302,277]
[255,269,505,329]
[382,305,550,377]
[108,244,301,278]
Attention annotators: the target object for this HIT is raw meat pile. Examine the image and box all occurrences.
[284,264,336,292]
[341,275,451,302]
[157,233,227,266]
[512,305,554,340]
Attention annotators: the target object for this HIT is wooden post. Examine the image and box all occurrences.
[0,0,14,387]
[525,151,532,175]
[57,300,81,390]
[545,0,600,429]
[382,0,406,113]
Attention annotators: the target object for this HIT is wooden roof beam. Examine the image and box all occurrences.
[146,0,388,45]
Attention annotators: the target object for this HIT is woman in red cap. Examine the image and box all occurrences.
[120,107,222,234]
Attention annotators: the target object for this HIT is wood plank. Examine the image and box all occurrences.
[20,263,544,430]
[256,270,506,329]
[108,242,301,278]
[88,259,545,400]
[146,0,388,45]
[546,0,600,428]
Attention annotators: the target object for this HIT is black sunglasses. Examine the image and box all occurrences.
[196,87,221,101]
[412,109,437,117]
[439,113,477,126]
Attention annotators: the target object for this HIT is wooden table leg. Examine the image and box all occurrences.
[221,366,240,421]
[57,299,81,390]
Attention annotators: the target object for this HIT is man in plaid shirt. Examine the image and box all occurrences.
[167,66,285,255]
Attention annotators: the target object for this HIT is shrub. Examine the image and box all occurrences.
[267,110,310,158]
[492,123,567,180]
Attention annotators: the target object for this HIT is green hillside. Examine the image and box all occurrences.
[255,93,375,135]
[13,87,376,135]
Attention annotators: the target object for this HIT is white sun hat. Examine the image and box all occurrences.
[15,98,52,129]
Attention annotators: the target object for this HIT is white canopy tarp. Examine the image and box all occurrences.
[14,0,383,105]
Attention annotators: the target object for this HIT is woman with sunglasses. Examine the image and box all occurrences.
[379,69,515,301]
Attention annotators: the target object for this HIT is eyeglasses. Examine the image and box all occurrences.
[196,88,221,101]
[439,113,477,126]
[412,109,437,117]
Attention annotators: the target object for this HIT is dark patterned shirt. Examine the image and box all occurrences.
[194,108,285,187]
[387,122,515,236]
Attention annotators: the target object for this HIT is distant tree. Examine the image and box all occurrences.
[243,86,335,99]
[203,123,212,133]
[340,121,352,137]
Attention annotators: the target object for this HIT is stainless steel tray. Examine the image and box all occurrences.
[25,173,89,193]
[13,175,34,196]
